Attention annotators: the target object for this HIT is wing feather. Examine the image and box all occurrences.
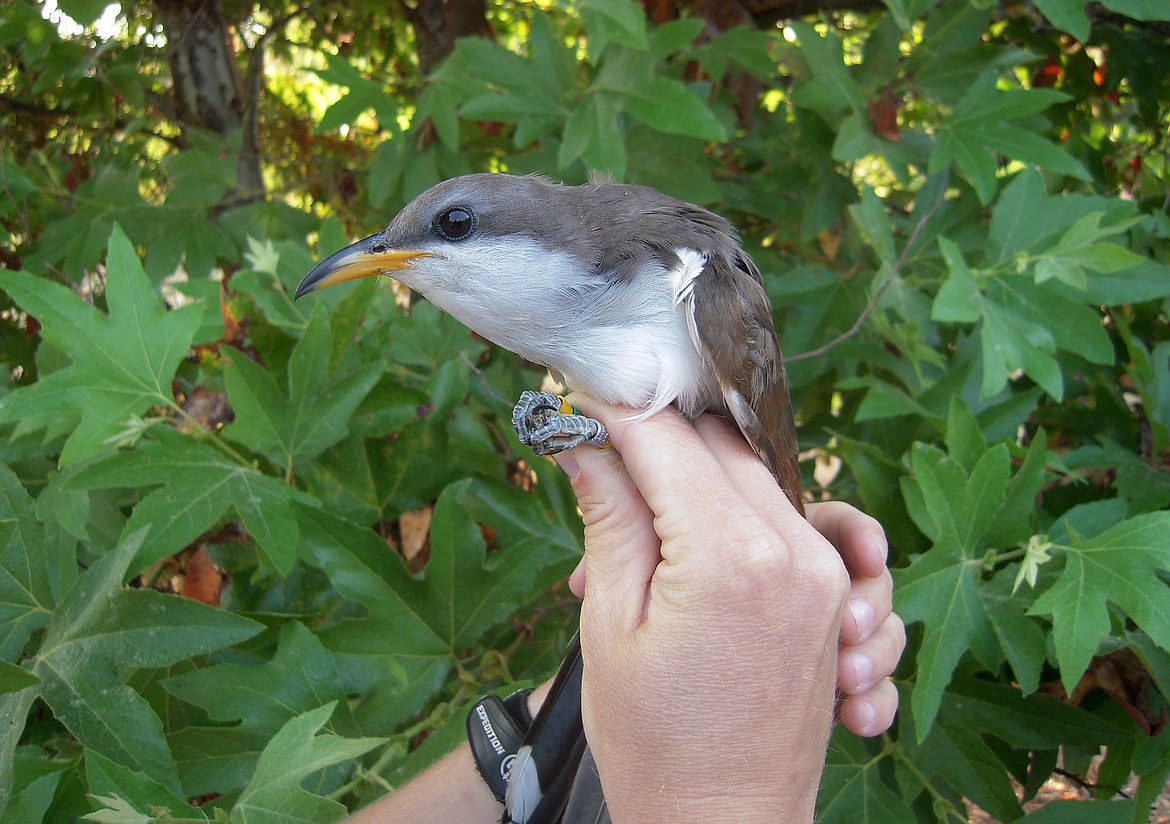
[688,250,804,514]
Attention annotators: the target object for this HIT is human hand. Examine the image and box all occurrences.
[553,399,896,823]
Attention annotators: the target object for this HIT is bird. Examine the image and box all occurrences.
[296,172,804,824]
[295,173,803,509]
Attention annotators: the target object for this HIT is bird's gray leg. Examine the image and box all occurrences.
[511,390,609,456]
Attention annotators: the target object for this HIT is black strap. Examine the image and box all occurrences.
[468,689,534,803]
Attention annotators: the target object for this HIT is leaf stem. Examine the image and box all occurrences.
[788,185,946,363]
[166,399,255,467]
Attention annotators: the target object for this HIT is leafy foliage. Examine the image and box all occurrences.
[2,0,1169,821]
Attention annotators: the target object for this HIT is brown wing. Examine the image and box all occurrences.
[688,249,804,515]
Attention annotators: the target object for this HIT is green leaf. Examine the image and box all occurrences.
[895,443,1014,736]
[229,703,382,824]
[849,186,898,266]
[943,397,986,473]
[987,169,1137,269]
[558,91,626,179]
[648,18,704,60]
[925,714,1024,821]
[929,71,1086,203]
[932,237,981,323]
[818,731,914,823]
[0,464,53,661]
[163,621,355,738]
[421,480,560,650]
[0,660,37,696]
[301,476,574,730]
[0,686,38,813]
[880,0,945,30]
[313,53,398,133]
[414,67,467,152]
[0,772,58,824]
[1033,0,1090,41]
[904,443,1011,555]
[790,22,867,117]
[0,226,203,464]
[168,726,271,798]
[1017,799,1136,823]
[83,750,202,823]
[161,622,358,796]
[55,0,108,26]
[580,0,648,60]
[1033,212,1145,290]
[1029,512,1170,695]
[895,549,994,739]
[978,298,1063,400]
[32,531,262,792]
[64,428,302,575]
[1099,0,1170,19]
[688,25,776,80]
[944,670,1127,748]
[234,238,316,335]
[596,60,726,141]
[222,306,382,472]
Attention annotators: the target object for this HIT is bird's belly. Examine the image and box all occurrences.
[551,322,714,418]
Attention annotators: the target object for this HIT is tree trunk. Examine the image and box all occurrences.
[405,0,492,77]
[153,0,264,200]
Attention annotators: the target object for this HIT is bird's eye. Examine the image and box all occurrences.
[435,206,476,241]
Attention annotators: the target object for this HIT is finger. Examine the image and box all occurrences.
[556,421,660,632]
[839,568,893,646]
[689,414,806,530]
[805,501,888,578]
[838,679,899,737]
[838,612,906,695]
[567,397,748,548]
[567,557,585,599]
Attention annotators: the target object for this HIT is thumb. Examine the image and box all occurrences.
[552,413,660,634]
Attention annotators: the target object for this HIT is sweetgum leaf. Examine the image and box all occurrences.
[1029,512,1170,695]
[895,443,1011,737]
[64,428,303,575]
[83,749,202,822]
[222,304,382,473]
[162,621,356,737]
[0,226,203,464]
[229,703,382,824]
[0,463,53,661]
[32,531,262,793]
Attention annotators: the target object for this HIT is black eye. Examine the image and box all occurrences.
[435,206,476,241]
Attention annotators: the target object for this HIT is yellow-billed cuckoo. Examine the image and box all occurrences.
[296,172,804,824]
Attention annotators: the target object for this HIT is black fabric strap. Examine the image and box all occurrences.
[468,689,535,803]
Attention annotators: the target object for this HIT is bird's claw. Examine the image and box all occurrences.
[511,390,609,456]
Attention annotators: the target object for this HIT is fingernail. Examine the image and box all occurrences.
[848,651,874,691]
[553,450,580,481]
[870,531,889,563]
[856,699,877,735]
[849,598,875,641]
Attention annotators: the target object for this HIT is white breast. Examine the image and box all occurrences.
[400,237,716,416]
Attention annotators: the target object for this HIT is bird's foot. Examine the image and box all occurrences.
[511,391,609,456]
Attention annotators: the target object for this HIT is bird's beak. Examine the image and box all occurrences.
[295,233,433,299]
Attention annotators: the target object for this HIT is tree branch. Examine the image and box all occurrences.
[787,187,945,363]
